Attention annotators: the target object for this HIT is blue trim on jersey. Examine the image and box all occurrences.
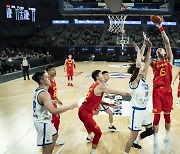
[129,80,140,90]
[129,109,141,131]
[128,127,141,131]
[142,123,152,127]
[52,132,57,136]
[37,142,53,146]
[100,104,109,111]
[43,123,46,145]
[132,106,146,110]
[131,109,135,130]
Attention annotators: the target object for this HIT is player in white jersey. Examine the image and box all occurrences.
[124,38,154,154]
[32,71,78,154]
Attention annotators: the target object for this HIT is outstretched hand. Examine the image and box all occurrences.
[145,39,152,48]
[143,31,147,41]
[133,42,140,52]
[155,16,163,28]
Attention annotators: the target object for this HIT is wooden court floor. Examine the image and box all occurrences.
[0,62,180,154]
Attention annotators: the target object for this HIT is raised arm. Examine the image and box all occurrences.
[133,43,141,68]
[156,22,173,64]
[142,39,152,78]
[128,43,142,86]
[140,32,147,61]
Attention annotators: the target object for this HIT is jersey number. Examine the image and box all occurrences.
[160,68,166,76]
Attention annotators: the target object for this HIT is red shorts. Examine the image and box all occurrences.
[178,82,180,97]
[67,68,73,76]
[153,87,173,113]
[78,107,102,144]
[51,103,60,132]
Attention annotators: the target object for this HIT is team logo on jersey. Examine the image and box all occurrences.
[85,72,131,79]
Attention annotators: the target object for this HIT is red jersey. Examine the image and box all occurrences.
[66,59,74,69]
[81,82,103,113]
[153,59,172,88]
[48,79,57,100]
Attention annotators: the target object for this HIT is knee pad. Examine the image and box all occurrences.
[153,114,160,126]
[140,127,154,139]
[164,114,171,124]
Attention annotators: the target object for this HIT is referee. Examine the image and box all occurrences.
[21,56,30,80]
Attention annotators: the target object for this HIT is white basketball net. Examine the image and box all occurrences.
[107,14,128,34]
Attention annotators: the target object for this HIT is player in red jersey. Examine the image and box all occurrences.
[46,65,64,146]
[173,68,180,104]
[150,21,174,153]
[64,55,76,86]
[78,70,130,154]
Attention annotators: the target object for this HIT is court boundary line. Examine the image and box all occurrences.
[55,129,129,154]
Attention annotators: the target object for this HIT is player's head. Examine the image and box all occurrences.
[32,71,50,86]
[23,56,26,60]
[68,55,72,59]
[102,71,109,82]
[156,48,166,59]
[92,70,104,82]
[127,64,136,74]
[45,64,56,77]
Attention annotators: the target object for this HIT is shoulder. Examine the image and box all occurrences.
[97,83,106,91]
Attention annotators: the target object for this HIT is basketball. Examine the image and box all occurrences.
[150,15,162,24]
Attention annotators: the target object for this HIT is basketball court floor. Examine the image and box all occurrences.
[0,62,179,154]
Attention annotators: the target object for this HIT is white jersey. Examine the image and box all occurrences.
[129,77,149,108]
[33,88,52,123]
[22,60,29,66]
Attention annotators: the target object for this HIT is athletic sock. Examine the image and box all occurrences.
[90,149,96,154]
[109,123,113,127]
[154,133,158,144]
[165,130,170,140]
[88,133,92,139]
[134,137,140,144]
[124,152,128,154]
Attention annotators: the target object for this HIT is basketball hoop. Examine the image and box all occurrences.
[107,14,128,49]
[107,14,128,34]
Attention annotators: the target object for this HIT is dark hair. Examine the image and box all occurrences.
[127,64,136,74]
[92,70,101,81]
[102,71,108,75]
[32,71,45,84]
[45,64,55,72]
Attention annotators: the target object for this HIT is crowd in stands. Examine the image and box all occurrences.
[57,26,83,46]
[27,23,180,48]
[0,47,53,75]
[28,25,64,45]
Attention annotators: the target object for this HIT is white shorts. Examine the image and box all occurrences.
[100,104,109,111]
[129,107,152,131]
[34,121,57,146]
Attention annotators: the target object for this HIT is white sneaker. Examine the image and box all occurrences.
[154,143,160,154]
[56,140,65,145]
[164,139,171,152]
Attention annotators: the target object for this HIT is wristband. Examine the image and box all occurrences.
[159,27,164,32]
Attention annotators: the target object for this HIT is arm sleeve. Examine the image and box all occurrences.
[130,67,140,83]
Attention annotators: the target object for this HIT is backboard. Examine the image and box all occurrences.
[59,0,174,16]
